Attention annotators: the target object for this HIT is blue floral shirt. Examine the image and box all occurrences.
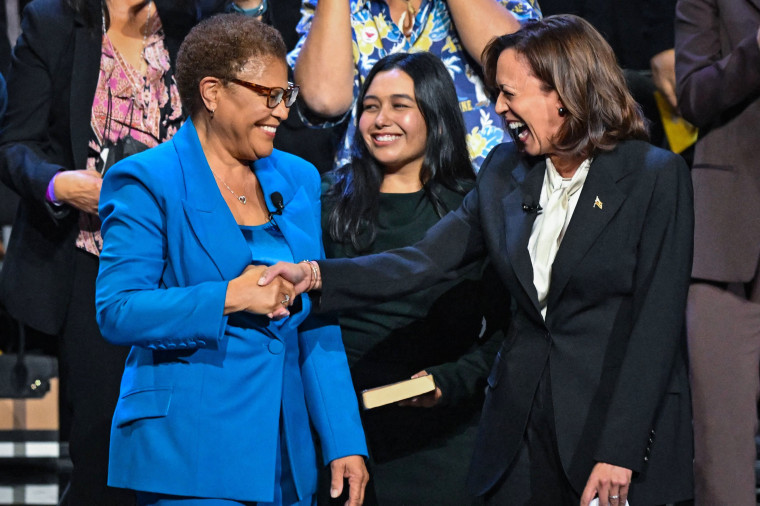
[287,0,542,171]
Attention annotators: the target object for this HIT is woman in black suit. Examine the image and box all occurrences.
[0,0,266,503]
[262,15,694,506]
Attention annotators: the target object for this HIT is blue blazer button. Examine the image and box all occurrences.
[268,339,284,354]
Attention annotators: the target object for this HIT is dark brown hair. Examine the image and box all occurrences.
[175,13,287,116]
[482,14,648,159]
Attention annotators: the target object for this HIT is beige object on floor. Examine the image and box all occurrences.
[0,377,59,430]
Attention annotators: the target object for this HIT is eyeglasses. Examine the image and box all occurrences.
[230,78,300,108]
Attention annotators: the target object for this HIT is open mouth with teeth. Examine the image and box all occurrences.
[372,133,402,143]
[507,120,529,144]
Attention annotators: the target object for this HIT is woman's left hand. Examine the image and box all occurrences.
[329,454,369,506]
[580,462,632,506]
[398,370,442,408]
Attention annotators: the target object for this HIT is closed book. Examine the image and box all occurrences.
[360,374,436,410]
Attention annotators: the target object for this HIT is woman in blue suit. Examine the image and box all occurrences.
[95,15,368,505]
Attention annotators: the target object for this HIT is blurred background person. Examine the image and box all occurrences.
[262,15,695,506]
[0,0,17,280]
[676,0,760,504]
[234,0,346,175]
[287,0,542,171]
[319,51,508,505]
[0,0,273,503]
[538,0,679,153]
[96,14,368,506]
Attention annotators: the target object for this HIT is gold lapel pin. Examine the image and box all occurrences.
[594,196,603,210]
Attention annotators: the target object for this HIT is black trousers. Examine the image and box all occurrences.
[58,250,134,505]
[483,366,580,506]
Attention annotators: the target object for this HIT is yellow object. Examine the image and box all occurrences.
[654,91,698,154]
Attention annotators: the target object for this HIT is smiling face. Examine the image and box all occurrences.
[214,57,290,162]
[494,48,565,157]
[358,69,428,176]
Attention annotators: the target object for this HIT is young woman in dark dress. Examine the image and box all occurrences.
[319,52,509,506]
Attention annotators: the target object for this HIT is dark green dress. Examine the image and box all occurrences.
[320,174,510,505]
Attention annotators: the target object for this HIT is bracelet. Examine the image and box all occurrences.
[308,260,321,291]
[46,172,63,205]
[300,260,315,291]
[300,260,320,292]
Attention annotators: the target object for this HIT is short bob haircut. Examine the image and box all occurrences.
[482,14,648,159]
[325,52,475,252]
[176,14,287,116]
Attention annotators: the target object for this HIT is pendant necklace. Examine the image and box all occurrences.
[210,169,248,205]
[398,0,416,38]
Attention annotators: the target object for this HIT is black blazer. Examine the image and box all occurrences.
[317,140,695,504]
[0,0,226,334]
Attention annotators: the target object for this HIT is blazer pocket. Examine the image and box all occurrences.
[114,387,173,428]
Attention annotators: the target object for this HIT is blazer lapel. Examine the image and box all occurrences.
[70,20,101,171]
[503,158,545,313]
[174,121,251,280]
[254,154,318,263]
[547,154,626,310]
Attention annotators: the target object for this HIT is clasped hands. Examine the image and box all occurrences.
[225,265,296,318]
[259,260,316,296]
[228,260,319,319]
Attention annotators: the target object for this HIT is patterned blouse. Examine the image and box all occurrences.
[77,14,183,256]
[287,0,542,171]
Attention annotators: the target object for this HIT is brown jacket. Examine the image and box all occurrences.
[676,0,760,281]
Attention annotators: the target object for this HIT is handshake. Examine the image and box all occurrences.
[225,261,322,319]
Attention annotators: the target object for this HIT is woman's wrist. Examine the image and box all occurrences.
[309,260,322,291]
[223,277,245,315]
[299,260,322,291]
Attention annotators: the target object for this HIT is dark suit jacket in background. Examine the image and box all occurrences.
[675,0,760,282]
[315,141,695,504]
[0,0,228,335]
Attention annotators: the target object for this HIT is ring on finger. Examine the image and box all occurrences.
[609,495,620,500]
[281,294,291,305]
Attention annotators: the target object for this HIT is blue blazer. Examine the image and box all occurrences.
[95,120,367,501]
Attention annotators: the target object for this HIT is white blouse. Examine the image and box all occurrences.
[528,157,593,318]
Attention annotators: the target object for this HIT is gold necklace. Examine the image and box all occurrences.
[136,1,153,77]
[398,0,416,38]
